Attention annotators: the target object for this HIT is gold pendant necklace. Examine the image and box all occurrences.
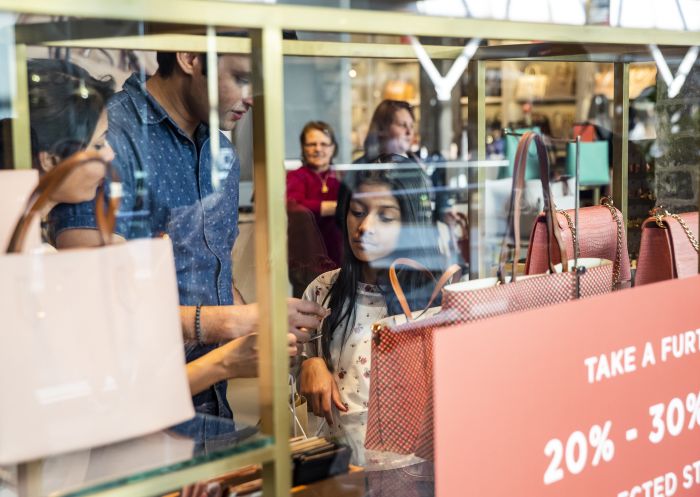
[321,179,328,194]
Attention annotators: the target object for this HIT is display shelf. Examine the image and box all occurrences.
[3,417,273,497]
[460,96,502,105]
[473,42,693,64]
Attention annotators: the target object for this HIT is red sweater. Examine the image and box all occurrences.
[286,165,342,265]
[286,165,340,214]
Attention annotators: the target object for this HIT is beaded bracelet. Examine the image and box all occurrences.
[195,304,203,344]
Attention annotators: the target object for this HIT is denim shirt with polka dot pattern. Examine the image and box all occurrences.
[49,73,240,419]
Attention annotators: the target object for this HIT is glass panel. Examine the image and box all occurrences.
[286,33,699,496]
[1,415,270,497]
[1,6,699,497]
[1,15,274,497]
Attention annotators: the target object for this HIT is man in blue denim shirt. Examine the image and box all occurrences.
[50,51,327,420]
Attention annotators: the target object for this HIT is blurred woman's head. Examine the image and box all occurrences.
[299,120,337,171]
[362,100,415,161]
[28,59,115,203]
[29,59,115,166]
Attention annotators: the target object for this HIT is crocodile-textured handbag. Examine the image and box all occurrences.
[635,208,699,286]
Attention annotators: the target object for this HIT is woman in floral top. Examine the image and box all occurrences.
[299,157,442,467]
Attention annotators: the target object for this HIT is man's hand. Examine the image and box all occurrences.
[184,299,329,344]
[286,298,330,342]
[299,357,347,426]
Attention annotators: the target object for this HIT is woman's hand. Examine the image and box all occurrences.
[299,357,347,426]
[187,333,298,396]
[217,333,298,379]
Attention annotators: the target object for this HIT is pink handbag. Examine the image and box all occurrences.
[365,132,614,460]
[525,200,631,288]
[635,208,699,286]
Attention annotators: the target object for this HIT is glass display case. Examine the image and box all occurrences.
[0,2,698,497]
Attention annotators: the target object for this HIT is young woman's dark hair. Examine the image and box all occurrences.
[362,99,415,162]
[319,155,441,369]
[28,59,114,168]
[299,120,338,162]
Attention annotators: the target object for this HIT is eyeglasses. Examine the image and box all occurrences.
[303,142,334,148]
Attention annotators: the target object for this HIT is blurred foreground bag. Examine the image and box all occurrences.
[635,208,699,286]
[366,132,613,460]
[0,169,40,252]
[0,152,194,464]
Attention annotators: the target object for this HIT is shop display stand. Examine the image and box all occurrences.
[466,42,694,279]
[1,2,699,495]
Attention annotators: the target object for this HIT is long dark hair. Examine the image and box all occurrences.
[362,99,415,162]
[320,157,441,369]
[28,59,115,168]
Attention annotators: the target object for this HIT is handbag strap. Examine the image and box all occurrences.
[652,207,699,252]
[600,197,625,286]
[6,150,118,253]
[498,129,529,282]
[559,198,625,288]
[388,258,462,320]
[498,132,568,283]
[532,133,568,274]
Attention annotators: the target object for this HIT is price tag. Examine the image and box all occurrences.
[434,275,700,497]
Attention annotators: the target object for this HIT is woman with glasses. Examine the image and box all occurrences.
[286,121,343,295]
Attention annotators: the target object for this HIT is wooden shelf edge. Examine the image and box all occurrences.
[54,445,277,497]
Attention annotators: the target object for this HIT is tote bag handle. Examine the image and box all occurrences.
[389,258,462,320]
[497,131,567,283]
[6,150,118,253]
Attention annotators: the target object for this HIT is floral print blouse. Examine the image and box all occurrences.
[302,269,422,469]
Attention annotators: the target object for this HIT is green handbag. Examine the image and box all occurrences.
[565,141,610,186]
[500,127,542,180]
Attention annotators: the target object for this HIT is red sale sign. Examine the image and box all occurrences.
[434,275,700,497]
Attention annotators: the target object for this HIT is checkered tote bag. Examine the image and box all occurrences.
[365,132,614,460]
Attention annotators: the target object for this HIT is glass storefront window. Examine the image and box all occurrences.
[0,5,698,496]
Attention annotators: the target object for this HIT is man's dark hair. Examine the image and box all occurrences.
[155,52,178,78]
[154,52,215,78]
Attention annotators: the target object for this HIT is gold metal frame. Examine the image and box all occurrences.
[11,43,30,169]
[3,1,697,495]
[466,59,487,279]
[249,26,292,497]
[613,62,630,221]
[2,0,700,44]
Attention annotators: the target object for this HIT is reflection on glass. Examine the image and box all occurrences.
[11,415,267,497]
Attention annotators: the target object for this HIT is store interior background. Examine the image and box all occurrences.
[7,0,700,427]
